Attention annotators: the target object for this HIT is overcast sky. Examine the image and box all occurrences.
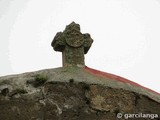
[0,0,160,93]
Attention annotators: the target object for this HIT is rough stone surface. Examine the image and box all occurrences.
[0,67,160,120]
[51,22,93,67]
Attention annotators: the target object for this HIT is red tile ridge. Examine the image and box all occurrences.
[84,66,160,96]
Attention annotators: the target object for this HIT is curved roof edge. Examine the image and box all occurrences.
[0,66,159,103]
[84,66,160,102]
[84,66,160,96]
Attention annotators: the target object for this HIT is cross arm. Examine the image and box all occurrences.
[83,33,93,54]
[51,32,66,52]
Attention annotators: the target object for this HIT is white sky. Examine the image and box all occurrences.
[0,0,160,93]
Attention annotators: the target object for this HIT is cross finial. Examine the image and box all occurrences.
[51,22,93,67]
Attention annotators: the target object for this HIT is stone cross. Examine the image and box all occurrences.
[51,22,93,67]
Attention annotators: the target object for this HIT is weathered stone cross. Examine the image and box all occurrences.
[51,22,93,67]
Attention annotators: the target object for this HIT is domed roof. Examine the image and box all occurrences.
[0,22,160,119]
[50,22,160,103]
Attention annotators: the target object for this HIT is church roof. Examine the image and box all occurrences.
[0,22,159,103]
[50,21,160,102]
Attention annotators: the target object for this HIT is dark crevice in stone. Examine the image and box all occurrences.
[1,88,9,96]
[134,92,141,106]
[69,78,74,83]
[78,82,90,91]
